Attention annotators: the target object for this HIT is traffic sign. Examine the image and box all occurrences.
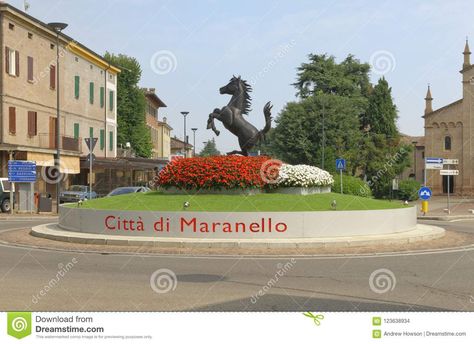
[8,160,37,182]
[336,158,346,171]
[85,137,98,152]
[418,186,432,200]
[86,153,96,163]
[440,170,459,176]
[443,159,459,165]
[425,157,443,170]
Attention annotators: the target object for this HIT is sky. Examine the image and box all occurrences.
[8,0,474,152]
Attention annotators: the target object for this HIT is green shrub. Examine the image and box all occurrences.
[396,179,421,201]
[332,174,372,198]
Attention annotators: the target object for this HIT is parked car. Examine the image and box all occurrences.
[107,186,150,197]
[0,178,14,212]
[60,185,97,203]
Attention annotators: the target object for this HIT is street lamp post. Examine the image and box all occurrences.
[181,111,189,157]
[191,128,198,156]
[48,22,68,214]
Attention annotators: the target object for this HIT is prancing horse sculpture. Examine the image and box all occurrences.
[207,76,272,156]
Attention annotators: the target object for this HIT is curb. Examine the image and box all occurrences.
[418,215,474,221]
[0,216,58,221]
[30,223,446,249]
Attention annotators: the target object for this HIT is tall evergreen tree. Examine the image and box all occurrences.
[363,77,398,137]
[104,52,152,158]
[199,138,221,157]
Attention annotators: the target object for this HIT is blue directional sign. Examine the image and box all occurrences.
[8,160,37,182]
[418,186,432,201]
[336,158,346,171]
[425,157,443,164]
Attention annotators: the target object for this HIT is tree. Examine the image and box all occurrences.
[362,77,398,137]
[359,78,411,198]
[104,52,152,158]
[199,138,221,157]
[270,54,369,171]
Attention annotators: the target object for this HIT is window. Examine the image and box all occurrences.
[50,65,56,89]
[74,76,80,99]
[109,131,113,151]
[27,111,37,136]
[9,107,16,134]
[75,57,79,62]
[89,82,94,104]
[28,32,33,39]
[444,136,452,151]
[5,47,19,76]
[73,123,79,139]
[100,87,104,108]
[100,129,105,150]
[50,43,55,50]
[27,56,34,82]
[8,23,14,30]
[89,127,94,139]
[109,90,114,110]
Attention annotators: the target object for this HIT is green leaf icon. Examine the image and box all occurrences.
[7,312,32,339]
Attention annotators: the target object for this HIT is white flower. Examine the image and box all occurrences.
[276,164,334,187]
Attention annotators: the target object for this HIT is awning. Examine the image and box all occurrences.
[26,152,54,166]
[25,152,80,174]
[59,156,80,174]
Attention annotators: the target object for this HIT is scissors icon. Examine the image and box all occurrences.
[303,311,324,326]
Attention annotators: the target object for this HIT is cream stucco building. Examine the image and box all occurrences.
[0,3,119,198]
[423,40,474,195]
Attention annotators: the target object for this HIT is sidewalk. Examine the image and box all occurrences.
[0,213,58,221]
[417,196,474,220]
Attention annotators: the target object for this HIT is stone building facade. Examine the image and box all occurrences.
[423,40,474,195]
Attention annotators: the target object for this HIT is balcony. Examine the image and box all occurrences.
[38,133,82,153]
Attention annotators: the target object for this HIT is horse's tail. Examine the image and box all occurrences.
[258,101,273,142]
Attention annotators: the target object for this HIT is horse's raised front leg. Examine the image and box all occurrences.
[207,113,220,136]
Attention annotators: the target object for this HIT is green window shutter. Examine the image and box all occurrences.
[74,76,80,99]
[109,90,114,110]
[100,129,105,150]
[109,131,113,151]
[89,82,94,104]
[89,127,93,139]
[100,87,104,108]
[73,123,79,139]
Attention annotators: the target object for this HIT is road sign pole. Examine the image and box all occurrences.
[89,151,93,200]
[9,152,13,214]
[447,164,450,214]
[340,169,343,194]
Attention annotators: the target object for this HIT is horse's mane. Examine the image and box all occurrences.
[232,76,252,115]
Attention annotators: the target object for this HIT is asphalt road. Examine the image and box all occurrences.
[0,219,473,311]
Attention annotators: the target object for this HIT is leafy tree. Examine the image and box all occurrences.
[104,52,152,158]
[199,138,221,157]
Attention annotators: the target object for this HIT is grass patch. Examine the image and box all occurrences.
[68,192,409,212]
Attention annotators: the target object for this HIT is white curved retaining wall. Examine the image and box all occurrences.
[59,206,417,239]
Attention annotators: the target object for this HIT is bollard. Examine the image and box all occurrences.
[421,200,429,214]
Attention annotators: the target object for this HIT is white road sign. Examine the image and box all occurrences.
[425,157,443,170]
[440,170,459,176]
[443,159,459,165]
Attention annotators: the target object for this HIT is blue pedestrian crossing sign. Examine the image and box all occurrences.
[418,186,432,200]
[336,158,346,171]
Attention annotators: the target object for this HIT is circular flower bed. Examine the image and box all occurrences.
[276,164,334,187]
[158,155,271,190]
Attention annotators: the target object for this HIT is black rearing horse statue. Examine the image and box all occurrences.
[207,76,272,156]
